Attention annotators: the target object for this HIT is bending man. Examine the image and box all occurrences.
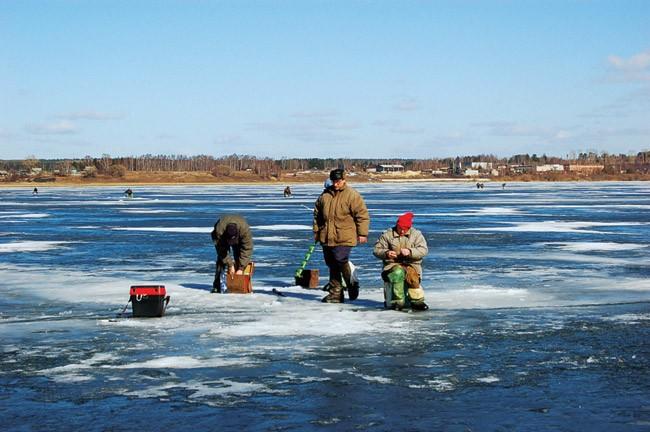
[373,212,429,311]
[210,214,253,293]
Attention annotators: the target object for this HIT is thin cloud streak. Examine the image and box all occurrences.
[392,97,420,111]
[25,121,78,135]
[55,111,124,121]
[473,121,574,141]
[607,49,650,82]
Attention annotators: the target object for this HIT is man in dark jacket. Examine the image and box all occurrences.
[313,169,370,303]
[210,214,253,293]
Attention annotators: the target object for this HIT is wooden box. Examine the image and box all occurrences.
[295,269,320,289]
[226,263,254,294]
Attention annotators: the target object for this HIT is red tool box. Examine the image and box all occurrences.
[130,285,170,317]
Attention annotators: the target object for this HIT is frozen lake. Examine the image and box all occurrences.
[1,182,649,431]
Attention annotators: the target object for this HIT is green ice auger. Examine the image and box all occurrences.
[295,242,317,278]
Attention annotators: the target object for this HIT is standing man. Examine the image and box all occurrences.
[210,214,253,293]
[373,212,429,311]
[283,186,292,197]
[313,168,370,303]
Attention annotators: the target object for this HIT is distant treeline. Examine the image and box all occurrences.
[2,151,650,178]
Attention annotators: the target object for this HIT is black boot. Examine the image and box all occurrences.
[321,280,344,303]
[411,302,429,311]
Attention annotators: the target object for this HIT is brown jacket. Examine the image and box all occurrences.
[313,184,370,246]
[373,226,428,276]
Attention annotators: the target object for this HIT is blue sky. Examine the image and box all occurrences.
[1,0,649,160]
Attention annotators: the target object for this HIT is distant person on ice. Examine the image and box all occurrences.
[313,168,369,303]
[283,186,292,197]
[373,212,429,311]
[32,187,38,195]
[210,214,253,293]
[124,188,133,198]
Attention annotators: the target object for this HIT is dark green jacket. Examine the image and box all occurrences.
[211,214,253,269]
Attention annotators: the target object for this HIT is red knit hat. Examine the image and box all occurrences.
[396,212,414,229]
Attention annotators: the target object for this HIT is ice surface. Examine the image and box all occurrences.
[119,209,184,214]
[0,241,71,253]
[1,183,649,430]
[252,224,312,231]
[0,213,49,218]
[539,242,648,252]
[463,220,642,234]
[112,227,212,233]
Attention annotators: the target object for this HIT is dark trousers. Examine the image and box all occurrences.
[322,245,351,288]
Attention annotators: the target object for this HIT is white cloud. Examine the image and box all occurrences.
[213,134,241,145]
[373,119,401,128]
[373,119,424,134]
[155,133,177,140]
[582,87,650,119]
[25,120,78,135]
[607,49,650,82]
[290,110,339,118]
[56,111,124,121]
[389,126,425,135]
[579,126,650,139]
[245,113,361,144]
[475,121,573,141]
[392,97,420,111]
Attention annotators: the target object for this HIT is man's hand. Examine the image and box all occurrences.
[358,236,368,244]
[386,250,398,259]
[400,248,411,257]
[228,266,235,275]
[235,269,243,275]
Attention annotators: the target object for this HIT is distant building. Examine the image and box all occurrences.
[471,162,493,170]
[463,169,480,177]
[536,164,564,172]
[510,165,534,174]
[566,164,604,172]
[376,164,404,173]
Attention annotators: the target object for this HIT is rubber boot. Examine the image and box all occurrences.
[407,286,427,311]
[321,279,344,303]
[411,302,429,311]
[387,266,406,310]
[211,271,222,293]
[383,282,392,309]
[342,262,359,301]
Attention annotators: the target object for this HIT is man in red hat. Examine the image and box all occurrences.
[313,168,370,303]
[373,211,429,310]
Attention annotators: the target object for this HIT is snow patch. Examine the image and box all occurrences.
[0,241,71,253]
[112,227,211,233]
[539,242,648,252]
